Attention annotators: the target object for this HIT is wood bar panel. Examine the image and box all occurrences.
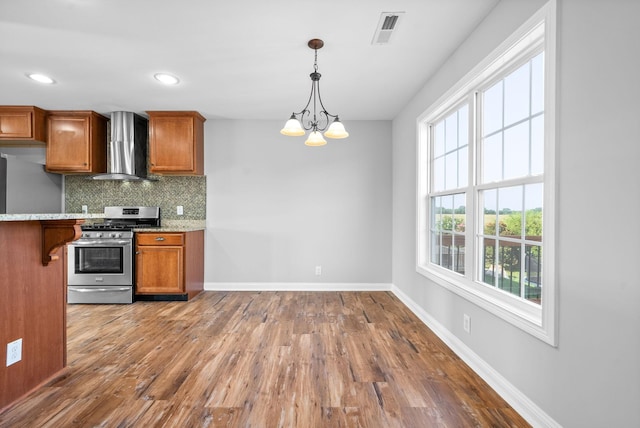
[0,221,67,409]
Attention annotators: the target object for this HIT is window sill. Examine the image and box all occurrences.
[416,263,555,346]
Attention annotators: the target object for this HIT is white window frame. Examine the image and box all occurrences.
[416,2,557,346]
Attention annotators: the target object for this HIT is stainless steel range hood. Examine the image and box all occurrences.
[92,111,150,181]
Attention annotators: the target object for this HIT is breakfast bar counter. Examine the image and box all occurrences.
[0,215,98,410]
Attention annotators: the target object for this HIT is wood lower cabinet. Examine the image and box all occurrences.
[135,230,204,300]
[46,111,107,174]
[0,106,47,144]
[147,111,205,175]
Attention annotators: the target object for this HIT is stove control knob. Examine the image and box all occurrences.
[82,233,90,238]
[96,233,103,238]
[111,232,121,238]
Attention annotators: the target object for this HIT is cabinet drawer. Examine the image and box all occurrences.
[137,233,184,246]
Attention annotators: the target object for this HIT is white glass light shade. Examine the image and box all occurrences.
[324,119,349,139]
[304,131,327,146]
[280,117,305,136]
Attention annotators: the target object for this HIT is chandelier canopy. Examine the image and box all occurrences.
[280,39,349,146]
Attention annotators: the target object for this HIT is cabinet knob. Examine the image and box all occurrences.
[155,237,165,241]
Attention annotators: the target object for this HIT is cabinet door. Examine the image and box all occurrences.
[136,246,184,293]
[46,115,91,171]
[0,111,32,138]
[150,115,194,173]
[148,111,204,175]
[0,106,47,143]
[46,112,107,173]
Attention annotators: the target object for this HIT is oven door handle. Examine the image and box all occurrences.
[69,287,132,293]
[71,240,132,246]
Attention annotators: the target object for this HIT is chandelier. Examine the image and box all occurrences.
[280,39,349,146]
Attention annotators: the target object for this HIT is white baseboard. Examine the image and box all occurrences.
[204,282,393,292]
[391,284,561,428]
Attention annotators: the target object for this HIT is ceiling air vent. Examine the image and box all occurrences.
[372,12,405,45]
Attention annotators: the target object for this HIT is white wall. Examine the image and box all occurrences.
[392,0,640,427]
[205,119,391,286]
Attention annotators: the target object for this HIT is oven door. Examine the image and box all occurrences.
[67,239,133,286]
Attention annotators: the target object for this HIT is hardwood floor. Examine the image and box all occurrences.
[0,291,529,427]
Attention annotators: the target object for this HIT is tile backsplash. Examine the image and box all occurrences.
[65,175,206,220]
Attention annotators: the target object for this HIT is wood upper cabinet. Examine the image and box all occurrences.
[0,106,47,144]
[46,111,107,174]
[147,111,205,175]
[135,230,204,299]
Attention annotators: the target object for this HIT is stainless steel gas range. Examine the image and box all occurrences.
[67,206,160,304]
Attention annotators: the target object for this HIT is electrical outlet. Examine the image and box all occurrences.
[6,338,22,367]
[315,266,322,276]
[463,314,471,333]
[81,205,88,214]
[177,205,184,216]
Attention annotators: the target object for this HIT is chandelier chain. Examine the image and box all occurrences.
[314,49,319,73]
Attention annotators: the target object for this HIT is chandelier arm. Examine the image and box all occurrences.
[300,109,313,131]
[312,81,319,131]
[314,80,339,131]
[292,81,317,131]
[316,110,330,132]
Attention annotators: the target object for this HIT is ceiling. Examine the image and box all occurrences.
[0,0,500,121]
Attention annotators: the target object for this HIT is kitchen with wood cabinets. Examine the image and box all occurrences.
[0,107,208,410]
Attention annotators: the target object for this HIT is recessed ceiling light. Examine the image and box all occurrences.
[154,73,180,85]
[26,73,56,84]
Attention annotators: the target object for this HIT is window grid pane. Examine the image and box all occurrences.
[430,194,466,275]
[524,244,542,303]
[504,62,531,127]
[503,121,530,180]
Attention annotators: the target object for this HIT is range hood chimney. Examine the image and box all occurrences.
[92,111,150,181]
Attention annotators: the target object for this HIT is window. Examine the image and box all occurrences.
[430,105,468,275]
[417,3,556,345]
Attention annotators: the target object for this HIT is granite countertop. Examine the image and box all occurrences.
[0,214,205,232]
[135,226,206,233]
[135,220,206,233]
[0,213,105,222]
